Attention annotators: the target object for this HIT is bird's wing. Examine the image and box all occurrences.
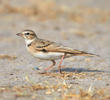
[34,39,97,56]
[34,39,55,50]
[34,38,69,52]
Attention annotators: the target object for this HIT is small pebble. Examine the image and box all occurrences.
[34,67,40,70]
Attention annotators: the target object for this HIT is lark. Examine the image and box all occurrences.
[16,30,98,73]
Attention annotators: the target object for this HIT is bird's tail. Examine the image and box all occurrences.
[70,50,99,57]
[74,51,99,57]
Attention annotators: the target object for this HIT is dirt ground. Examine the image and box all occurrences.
[0,0,110,100]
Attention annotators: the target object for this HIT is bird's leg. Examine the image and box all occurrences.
[58,53,66,73]
[44,60,56,72]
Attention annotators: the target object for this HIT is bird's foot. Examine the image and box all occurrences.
[58,65,65,74]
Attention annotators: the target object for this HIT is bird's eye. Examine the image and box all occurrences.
[25,33,30,35]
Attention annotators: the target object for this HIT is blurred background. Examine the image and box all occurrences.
[0,0,110,100]
[0,0,110,57]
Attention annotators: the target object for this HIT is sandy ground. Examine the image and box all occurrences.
[0,0,110,100]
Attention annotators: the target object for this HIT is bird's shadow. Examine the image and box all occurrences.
[53,67,110,73]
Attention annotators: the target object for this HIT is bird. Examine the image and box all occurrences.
[16,29,99,73]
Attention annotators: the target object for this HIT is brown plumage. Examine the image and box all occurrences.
[28,38,98,57]
[17,29,99,73]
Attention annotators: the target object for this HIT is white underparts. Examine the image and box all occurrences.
[33,52,65,60]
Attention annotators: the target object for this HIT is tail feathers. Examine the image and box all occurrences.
[72,50,99,57]
[77,52,99,57]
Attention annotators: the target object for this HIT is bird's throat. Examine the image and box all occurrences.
[25,38,35,47]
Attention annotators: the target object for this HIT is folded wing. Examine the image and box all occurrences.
[34,39,98,57]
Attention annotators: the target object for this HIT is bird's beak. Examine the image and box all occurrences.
[16,33,23,37]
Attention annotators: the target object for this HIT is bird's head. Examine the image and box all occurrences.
[16,30,38,40]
